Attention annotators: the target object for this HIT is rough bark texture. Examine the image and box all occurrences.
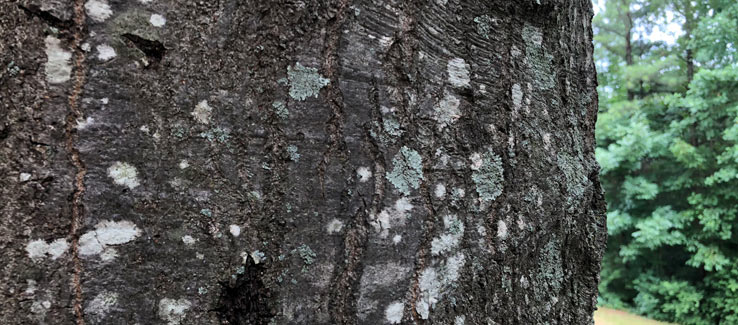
[0,0,606,324]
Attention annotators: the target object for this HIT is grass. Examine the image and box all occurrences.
[594,307,675,325]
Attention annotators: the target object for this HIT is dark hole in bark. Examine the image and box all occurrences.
[212,255,274,324]
[121,33,166,68]
[17,5,73,30]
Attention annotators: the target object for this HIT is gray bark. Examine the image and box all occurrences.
[1,0,605,324]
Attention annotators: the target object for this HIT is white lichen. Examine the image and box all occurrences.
[149,14,166,27]
[44,36,72,84]
[19,172,32,182]
[100,247,118,261]
[447,57,471,88]
[107,161,140,189]
[455,315,466,325]
[84,0,113,22]
[326,219,344,234]
[229,225,241,237]
[76,117,95,130]
[416,268,440,319]
[497,220,508,240]
[370,198,414,237]
[512,83,523,110]
[356,166,372,183]
[96,44,116,61]
[385,301,404,324]
[433,91,461,130]
[85,291,118,320]
[178,160,189,169]
[25,238,69,261]
[434,183,446,198]
[78,220,141,257]
[430,215,464,256]
[191,100,213,125]
[393,234,402,244]
[158,298,192,325]
[182,235,196,246]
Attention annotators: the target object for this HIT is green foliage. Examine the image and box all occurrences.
[595,1,738,324]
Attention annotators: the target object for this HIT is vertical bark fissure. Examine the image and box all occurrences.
[317,0,351,197]
[66,0,87,323]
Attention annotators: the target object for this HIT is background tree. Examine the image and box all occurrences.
[0,0,605,324]
[595,1,738,323]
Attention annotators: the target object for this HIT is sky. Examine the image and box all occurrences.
[593,0,683,45]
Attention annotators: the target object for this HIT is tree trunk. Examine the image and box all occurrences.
[0,0,605,324]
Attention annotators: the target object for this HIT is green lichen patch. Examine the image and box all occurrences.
[199,127,230,143]
[386,146,424,195]
[383,116,403,138]
[522,24,556,89]
[286,145,300,162]
[474,15,493,39]
[272,100,289,119]
[286,63,330,101]
[471,150,504,204]
[556,152,590,212]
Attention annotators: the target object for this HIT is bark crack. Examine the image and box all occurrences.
[66,1,87,324]
[317,0,351,197]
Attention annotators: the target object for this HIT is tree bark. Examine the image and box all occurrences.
[1,0,606,324]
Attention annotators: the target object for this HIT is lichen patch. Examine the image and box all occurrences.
[85,291,118,321]
[158,298,192,325]
[326,219,344,234]
[433,91,461,130]
[229,225,241,237]
[96,44,116,61]
[25,238,69,261]
[107,161,140,189]
[385,301,404,324]
[44,36,72,84]
[287,62,330,101]
[84,0,113,22]
[356,166,372,182]
[447,58,470,88]
[471,150,504,206]
[78,220,141,257]
[386,146,424,195]
[149,14,166,27]
[430,214,464,256]
[191,100,213,125]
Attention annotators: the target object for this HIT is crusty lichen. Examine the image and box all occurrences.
[287,63,330,101]
[386,146,424,195]
[473,15,493,39]
[471,150,504,205]
[522,24,555,89]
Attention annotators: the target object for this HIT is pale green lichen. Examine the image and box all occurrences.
[286,145,300,162]
[199,127,230,143]
[474,15,493,39]
[556,152,590,212]
[537,236,564,296]
[287,63,330,101]
[383,116,403,138]
[386,146,424,195]
[200,208,212,217]
[272,100,289,119]
[522,24,556,89]
[296,244,316,265]
[471,150,504,204]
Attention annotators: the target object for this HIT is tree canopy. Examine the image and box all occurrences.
[595,0,738,323]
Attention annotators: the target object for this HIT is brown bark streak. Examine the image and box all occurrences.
[66,0,87,323]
